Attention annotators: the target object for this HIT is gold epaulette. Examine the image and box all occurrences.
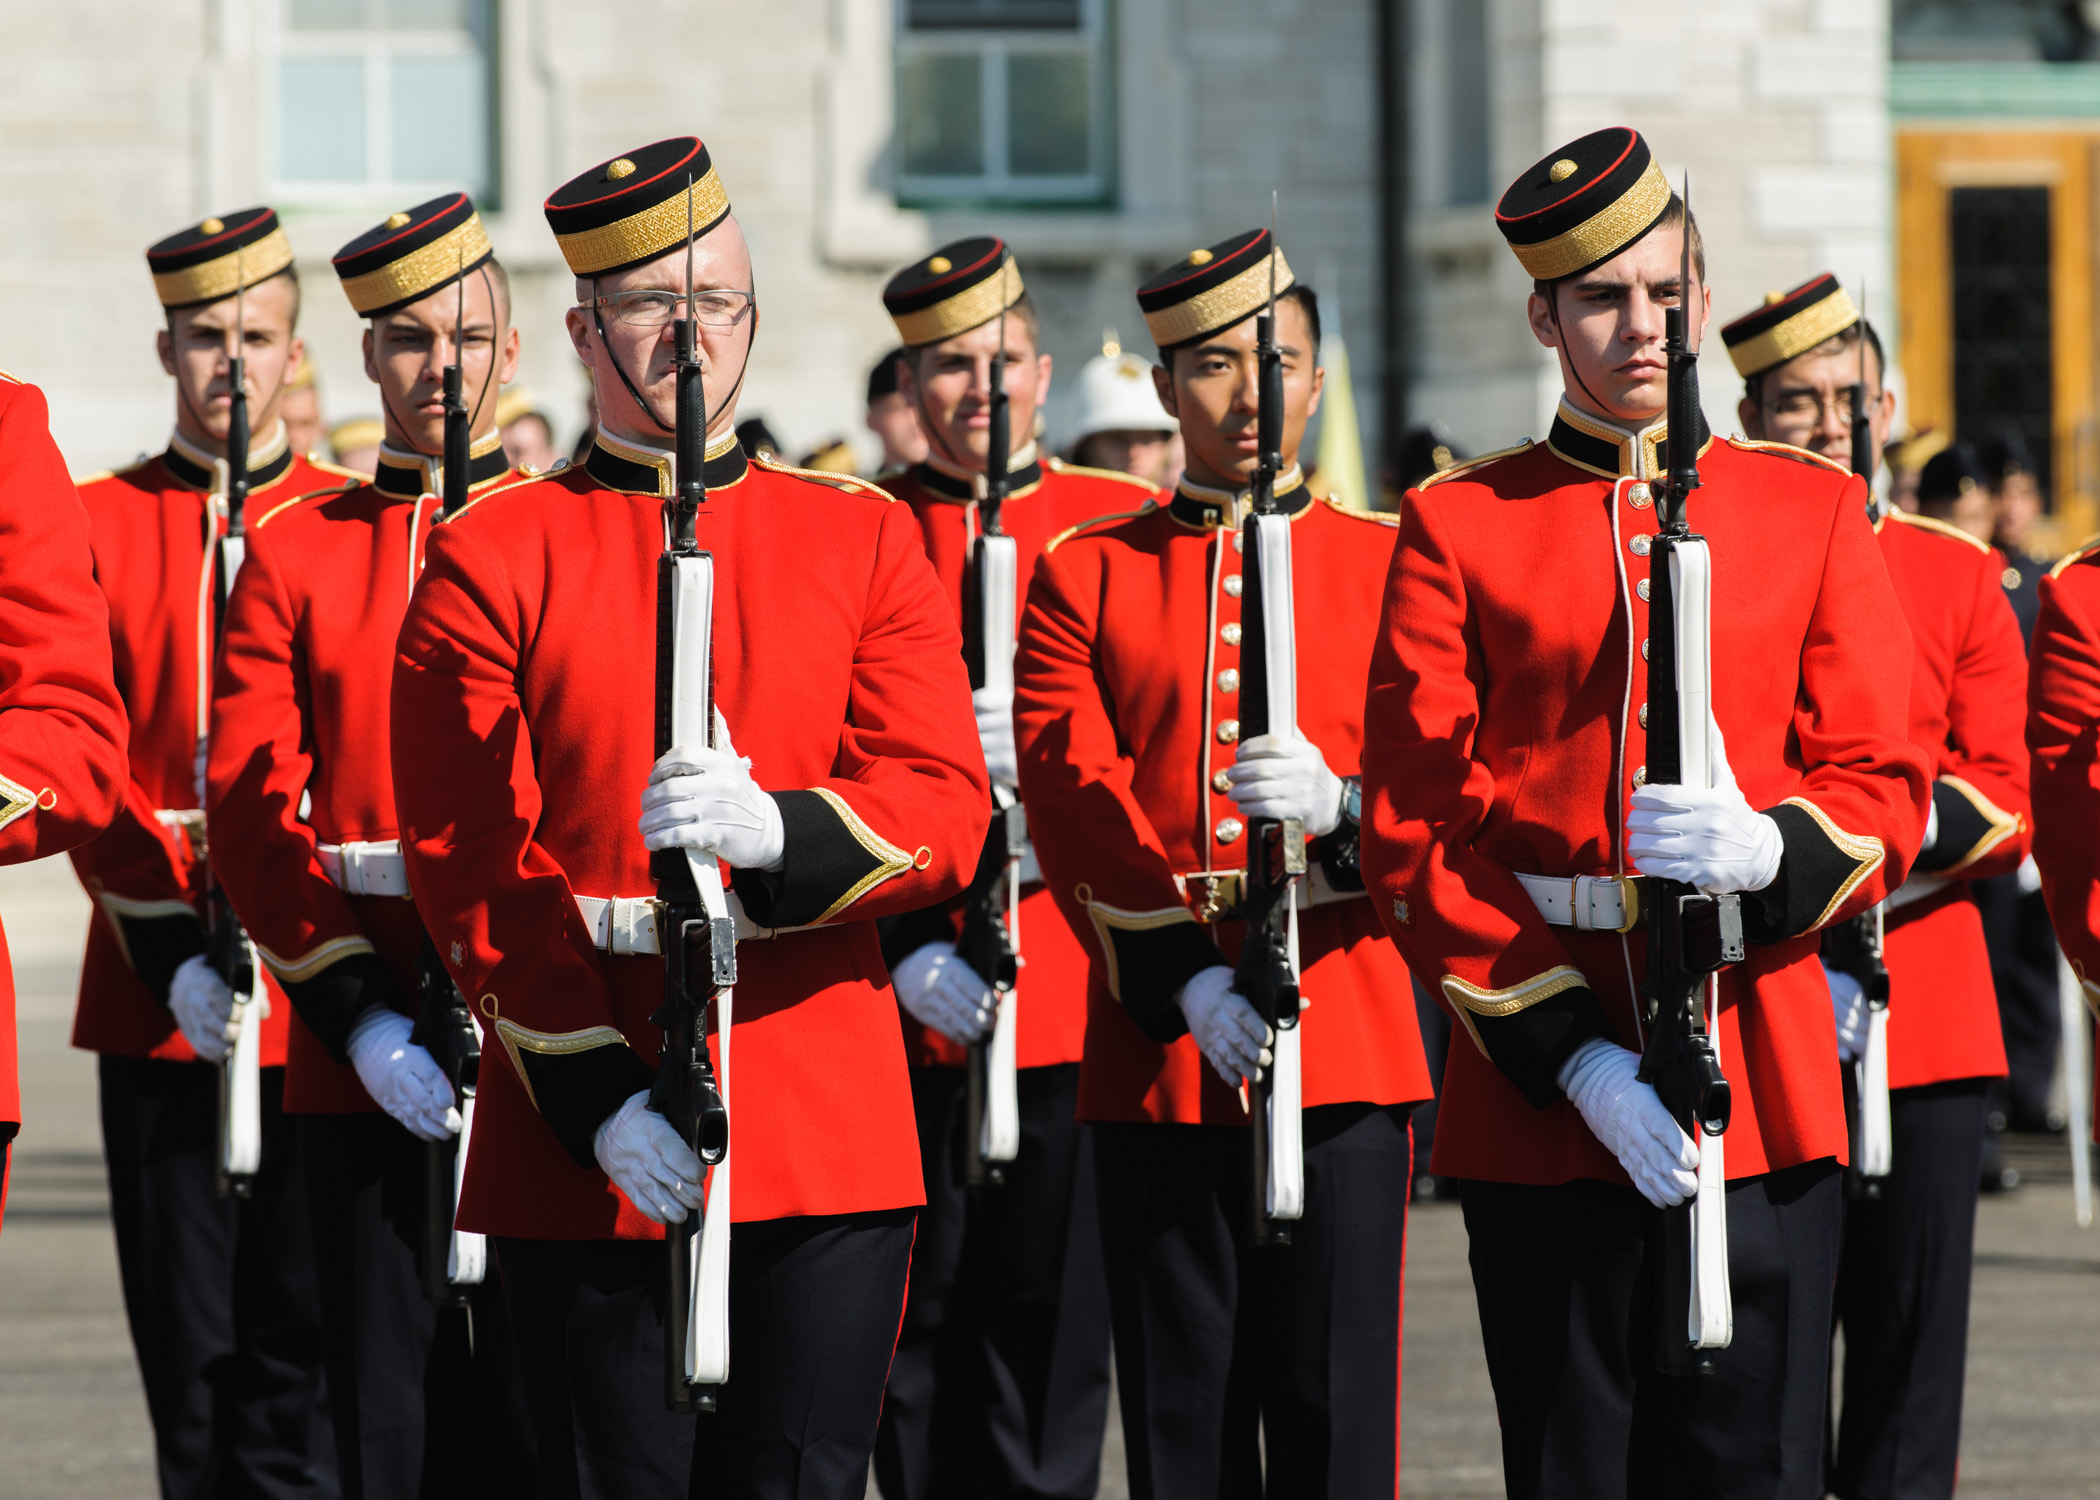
[253,481,361,531]
[2050,533,2100,579]
[752,452,896,502]
[0,368,22,386]
[1042,455,1161,492]
[1322,495,1399,527]
[304,456,371,482]
[1723,436,1849,474]
[1890,509,1992,555]
[1416,440,1534,490]
[1046,499,1161,553]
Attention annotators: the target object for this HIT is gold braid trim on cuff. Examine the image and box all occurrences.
[1441,965,1587,1061]
[0,773,39,834]
[808,787,914,925]
[1084,900,1200,1004]
[1780,795,1886,930]
[255,933,377,985]
[1929,775,2025,876]
[492,1021,632,1112]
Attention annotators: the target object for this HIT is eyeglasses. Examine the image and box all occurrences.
[1767,388,1878,424]
[583,289,756,328]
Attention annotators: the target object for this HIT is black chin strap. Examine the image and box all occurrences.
[589,274,759,441]
[1546,282,1613,426]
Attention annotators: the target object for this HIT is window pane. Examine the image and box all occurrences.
[909,0,1080,28]
[1446,0,1489,205]
[1008,52,1090,177]
[288,0,366,29]
[280,57,367,182]
[899,53,985,177]
[391,55,490,191]
[383,0,476,33]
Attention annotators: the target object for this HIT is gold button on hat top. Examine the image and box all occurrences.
[1216,817,1244,844]
[1213,769,1233,793]
[1221,622,1242,646]
[1217,719,1241,744]
[1630,535,1651,557]
[1549,159,1578,182]
[1764,289,1786,305]
[200,217,225,235]
[1222,574,1243,597]
[928,255,952,274]
[1217,669,1239,694]
[1189,248,1214,266]
[607,157,637,179]
[386,211,412,229]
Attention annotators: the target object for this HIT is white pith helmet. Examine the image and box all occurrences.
[1070,330,1177,442]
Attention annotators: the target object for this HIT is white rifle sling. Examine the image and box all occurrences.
[978,533,1022,1165]
[449,1086,488,1284]
[1253,512,1305,1222]
[1856,902,1893,1180]
[2058,948,2094,1228]
[221,934,265,1179]
[671,554,733,1387]
[1671,538,1732,1350]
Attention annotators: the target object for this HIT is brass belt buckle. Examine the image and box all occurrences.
[1614,876,1643,934]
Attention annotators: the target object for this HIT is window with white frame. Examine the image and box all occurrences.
[895,0,1112,206]
[270,0,496,206]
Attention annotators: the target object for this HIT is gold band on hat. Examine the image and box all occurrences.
[1727,286,1861,378]
[152,227,296,309]
[555,167,731,276]
[1141,248,1296,349]
[891,259,1027,347]
[1504,159,1670,282]
[339,214,494,316]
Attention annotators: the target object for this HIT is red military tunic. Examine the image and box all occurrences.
[1360,406,1931,1186]
[69,425,355,1063]
[0,375,130,1203]
[207,435,524,1113]
[893,451,1157,1069]
[391,435,989,1239]
[1871,508,2029,1089]
[1014,471,1434,1125]
[2029,538,2100,1137]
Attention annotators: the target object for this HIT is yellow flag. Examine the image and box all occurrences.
[1315,331,1369,511]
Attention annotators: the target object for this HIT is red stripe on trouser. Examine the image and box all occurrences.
[875,1213,920,1426]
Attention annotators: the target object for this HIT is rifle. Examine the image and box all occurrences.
[1829,289,1892,1199]
[953,294,1022,1188]
[205,252,264,1200]
[409,259,489,1305]
[648,179,736,1414]
[1235,203,1306,1249]
[2056,948,2094,1228]
[1636,178,1735,1375]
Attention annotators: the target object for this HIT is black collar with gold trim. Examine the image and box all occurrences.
[911,440,1044,503]
[372,430,512,501]
[1544,400,1712,481]
[161,423,295,493]
[585,431,749,496]
[1167,466,1313,529]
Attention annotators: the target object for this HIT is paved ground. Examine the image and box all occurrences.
[2,854,2094,1498]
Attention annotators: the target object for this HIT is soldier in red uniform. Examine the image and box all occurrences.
[871,238,1131,1500]
[2030,537,2100,1128]
[70,209,346,1499]
[206,194,536,1499]
[388,138,988,1498]
[1359,131,1932,1500]
[0,372,129,1222]
[1013,228,1432,1496]
[1726,276,2029,1500]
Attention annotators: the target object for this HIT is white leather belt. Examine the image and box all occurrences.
[318,839,411,897]
[1515,871,1645,933]
[573,893,814,953]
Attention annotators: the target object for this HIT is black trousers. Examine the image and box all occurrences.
[1829,1080,1987,1500]
[874,1063,1112,1500]
[1094,1103,1413,1500]
[299,1113,536,1500]
[99,1055,337,1500]
[1461,1159,1842,1500]
[497,1207,916,1500]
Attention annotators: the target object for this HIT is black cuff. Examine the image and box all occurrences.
[1916,779,1994,874]
[512,1042,656,1173]
[731,790,902,930]
[118,913,209,1005]
[878,905,959,974]
[1101,919,1224,1044]
[1741,801,1879,943]
[1466,983,1617,1110]
[279,950,409,1064]
[1316,796,1365,893]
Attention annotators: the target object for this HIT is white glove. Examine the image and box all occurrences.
[169,953,236,1064]
[639,740,786,872]
[891,940,994,1046]
[345,1006,461,1143]
[1176,964,1272,1087]
[974,688,1018,790]
[1826,963,1867,1063]
[1626,719,1782,894]
[1222,733,1345,837]
[593,1090,704,1225]
[1557,1037,1700,1208]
